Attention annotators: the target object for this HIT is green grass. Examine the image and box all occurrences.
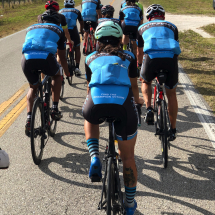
[179,30,215,114]
[201,23,215,36]
[141,0,215,15]
[0,0,81,38]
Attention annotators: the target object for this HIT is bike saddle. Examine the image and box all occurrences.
[155,69,168,85]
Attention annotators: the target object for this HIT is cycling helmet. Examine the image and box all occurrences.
[41,10,60,24]
[126,0,136,3]
[101,5,115,15]
[64,0,75,6]
[146,4,165,20]
[95,21,122,44]
[45,0,59,11]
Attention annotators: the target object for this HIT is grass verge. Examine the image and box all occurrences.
[179,30,215,114]
[141,0,215,15]
[201,23,215,37]
[0,0,81,38]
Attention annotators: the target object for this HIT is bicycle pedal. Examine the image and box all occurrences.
[91,175,101,182]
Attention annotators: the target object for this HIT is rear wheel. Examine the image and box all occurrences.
[31,98,45,165]
[107,157,115,215]
[60,74,64,100]
[66,48,73,85]
[161,100,168,168]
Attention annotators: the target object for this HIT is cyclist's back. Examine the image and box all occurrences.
[81,0,101,22]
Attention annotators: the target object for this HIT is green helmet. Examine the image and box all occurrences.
[95,21,123,43]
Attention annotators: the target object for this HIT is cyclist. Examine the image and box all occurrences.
[38,1,73,46]
[82,21,143,215]
[81,0,102,54]
[22,10,70,136]
[121,0,143,12]
[137,4,181,141]
[59,0,84,76]
[119,0,143,57]
[98,5,121,26]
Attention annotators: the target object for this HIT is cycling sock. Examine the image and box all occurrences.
[52,102,59,112]
[123,44,127,50]
[87,138,99,161]
[124,186,136,208]
[75,63,79,69]
[27,112,32,121]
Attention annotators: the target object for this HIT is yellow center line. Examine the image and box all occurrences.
[0,96,27,137]
[0,83,28,117]
[110,0,115,5]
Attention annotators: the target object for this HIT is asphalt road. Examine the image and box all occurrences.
[0,0,215,214]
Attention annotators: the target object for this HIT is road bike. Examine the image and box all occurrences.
[66,42,74,85]
[83,21,94,55]
[153,70,172,168]
[97,104,141,215]
[30,72,57,165]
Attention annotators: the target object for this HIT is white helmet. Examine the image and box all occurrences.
[146,4,165,20]
[64,0,75,6]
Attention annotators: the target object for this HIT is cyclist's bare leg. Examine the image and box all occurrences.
[122,35,129,47]
[165,87,178,129]
[51,71,62,102]
[27,84,39,113]
[141,80,152,108]
[84,31,88,45]
[84,120,99,140]
[74,46,81,64]
[118,136,137,187]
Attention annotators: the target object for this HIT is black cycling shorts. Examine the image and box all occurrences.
[121,21,139,40]
[84,21,97,32]
[21,53,60,85]
[68,26,80,47]
[82,88,138,141]
[141,54,178,89]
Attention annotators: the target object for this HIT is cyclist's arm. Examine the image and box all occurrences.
[57,32,70,76]
[96,0,102,19]
[78,11,84,33]
[140,10,143,25]
[64,28,74,45]
[85,63,92,94]
[128,56,142,104]
[119,11,124,23]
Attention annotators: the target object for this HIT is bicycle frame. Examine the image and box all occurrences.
[153,77,171,137]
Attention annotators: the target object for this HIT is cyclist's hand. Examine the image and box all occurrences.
[69,39,74,46]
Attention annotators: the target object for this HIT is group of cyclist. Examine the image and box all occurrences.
[21,0,181,214]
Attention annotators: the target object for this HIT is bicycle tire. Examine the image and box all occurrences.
[161,100,168,168]
[60,75,64,100]
[87,37,91,54]
[66,48,73,85]
[30,97,45,165]
[107,157,115,215]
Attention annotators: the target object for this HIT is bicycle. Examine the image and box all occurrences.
[66,42,74,85]
[153,70,172,168]
[83,21,94,55]
[97,104,141,215]
[127,32,135,53]
[30,72,57,165]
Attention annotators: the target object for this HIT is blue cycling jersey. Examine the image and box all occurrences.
[59,8,80,30]
[98,18,121,27]
[22,23,63,57]
[81,0,99,22]
[85,51,136,105]
[120,6,142,26]
[138,20,181,58]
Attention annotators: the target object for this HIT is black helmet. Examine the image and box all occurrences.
[126,0,136,3]
[101,5,115,15]
[41,9,60,24]
[146,4,165,20]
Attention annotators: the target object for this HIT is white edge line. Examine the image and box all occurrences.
[178,63,215,148]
